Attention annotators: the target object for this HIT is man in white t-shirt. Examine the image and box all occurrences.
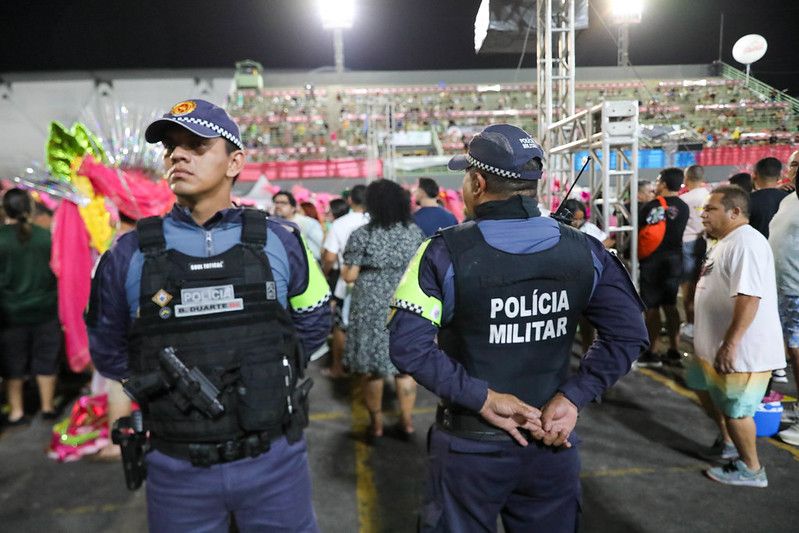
[770,149,799,445]
[321,185,368,378]
[689,185,785,487]
[678,165,710,340]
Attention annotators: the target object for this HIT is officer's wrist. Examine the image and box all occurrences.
[555,391,581,413]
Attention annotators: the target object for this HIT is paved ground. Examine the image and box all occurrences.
[1,342,797,533]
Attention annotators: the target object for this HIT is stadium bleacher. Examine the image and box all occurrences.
[227,76,799,163]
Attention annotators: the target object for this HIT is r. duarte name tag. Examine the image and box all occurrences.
[174,284,244,318]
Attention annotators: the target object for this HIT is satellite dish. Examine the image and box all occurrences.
[732,34,767,83]
[732,34,768,65]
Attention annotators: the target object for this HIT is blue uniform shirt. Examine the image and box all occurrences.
[88,205,331,380]
[389,198,648,413]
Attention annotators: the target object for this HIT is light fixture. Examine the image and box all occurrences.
[317,0,355,30]
[610,0,643,25]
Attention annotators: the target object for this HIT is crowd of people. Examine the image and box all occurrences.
[227,77,799,163]
[1,95,798,529]
[631,153,799,487]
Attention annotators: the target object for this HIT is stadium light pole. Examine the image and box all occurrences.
[317,0,355,74]
[611,0,643,66]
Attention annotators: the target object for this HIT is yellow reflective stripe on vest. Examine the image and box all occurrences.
[390,239,443,327]
[290,235,331,313]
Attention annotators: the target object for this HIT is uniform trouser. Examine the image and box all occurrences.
[420,426,581,533]
[145,436,319,533]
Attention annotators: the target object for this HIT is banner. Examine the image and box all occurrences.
[696,145,798,167]
[240,158,382,181]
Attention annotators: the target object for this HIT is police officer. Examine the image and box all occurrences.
[87,99,330,532]
[388,124,648,532]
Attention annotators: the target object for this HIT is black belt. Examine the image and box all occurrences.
[436,404,520,442]
[151,430,280,467]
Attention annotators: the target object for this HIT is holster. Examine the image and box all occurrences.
[285,378,313,443]
[112,412,148,491]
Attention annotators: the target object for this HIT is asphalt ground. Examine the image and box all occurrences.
[1,339,797,533]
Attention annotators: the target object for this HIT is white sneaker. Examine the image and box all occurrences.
[772,369,788,383]
[782,404,799,424]
[778,421,799,446]
[679,322,694,341]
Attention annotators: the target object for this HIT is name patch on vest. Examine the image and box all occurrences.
[488,290,570,344]
[174,284,244,318]
[188,260,225,271]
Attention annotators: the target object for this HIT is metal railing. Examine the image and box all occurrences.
[717,61,799,115]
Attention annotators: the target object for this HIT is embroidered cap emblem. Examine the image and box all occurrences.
[152,289,173,308]
[170,100,197,116]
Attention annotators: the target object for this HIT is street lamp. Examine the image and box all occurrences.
[317,0,355,74]
[610,0,643,67]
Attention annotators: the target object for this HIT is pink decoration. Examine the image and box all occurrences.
[36,192,60,211]
[50,202,93,373]
[79,156,175,219]
[440,188,465,222]
[47,394,109,462]
[290,184,312,204]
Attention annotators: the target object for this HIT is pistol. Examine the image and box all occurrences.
[158,347,225,419]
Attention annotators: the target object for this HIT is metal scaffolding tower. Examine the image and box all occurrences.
[365,97,397,182]
[536,0,576,211]
[537,0,640,284]
[548,101,641,285]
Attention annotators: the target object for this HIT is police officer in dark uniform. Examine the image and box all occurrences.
[88,100,330,532]
[389,124,649,532]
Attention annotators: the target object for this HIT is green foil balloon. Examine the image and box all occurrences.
[46,121,109,182]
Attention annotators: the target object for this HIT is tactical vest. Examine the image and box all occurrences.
[127,210,302,447]
[438,220,594,410]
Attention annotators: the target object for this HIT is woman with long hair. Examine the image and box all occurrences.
[341,180,424,441]
[0,188,61,426]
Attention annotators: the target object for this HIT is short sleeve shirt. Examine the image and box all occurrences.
[322,211,369,298]
[640,196,690,255]
[679,187,710,242]
[694,225,784,371]
[749,188,789,238]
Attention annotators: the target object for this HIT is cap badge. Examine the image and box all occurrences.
[170,100,197,116]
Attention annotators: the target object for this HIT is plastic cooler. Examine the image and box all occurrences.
[753,401,783,437]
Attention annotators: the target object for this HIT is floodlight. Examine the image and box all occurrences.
[611,0,643,25]
[318,0,355,30]
[474,0,490,53]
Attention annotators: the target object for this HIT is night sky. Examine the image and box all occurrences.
[2,0,797,94]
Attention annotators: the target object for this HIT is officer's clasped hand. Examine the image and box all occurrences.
[538,393,579,448]
[479,389,543,446]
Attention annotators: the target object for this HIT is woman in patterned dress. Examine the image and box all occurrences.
[342,180,425,441]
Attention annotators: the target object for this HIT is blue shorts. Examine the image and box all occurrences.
[778,293,799,349]
[684,356,771,419]
[681,239,705,282]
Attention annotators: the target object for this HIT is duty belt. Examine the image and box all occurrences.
[436,403,530,442]
[151,430,280,467]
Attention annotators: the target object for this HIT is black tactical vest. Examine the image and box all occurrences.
[438,220,594,409]
[127,210,302,445]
